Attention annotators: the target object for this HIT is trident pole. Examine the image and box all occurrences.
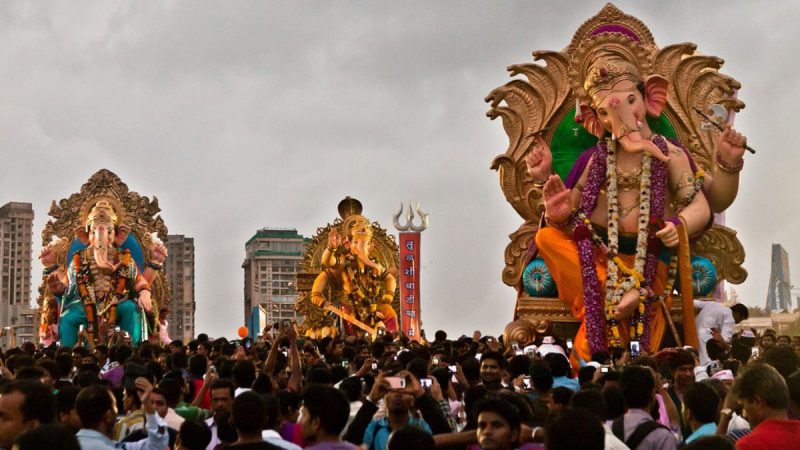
[393,202,429,342]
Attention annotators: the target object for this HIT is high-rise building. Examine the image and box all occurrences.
[767,243,792,312]
[243,228,305,336]
[0,202,37,344]
[164,235,195,343]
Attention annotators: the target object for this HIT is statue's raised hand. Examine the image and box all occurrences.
[38,245,57,267]
[543,175,572,224]
[717,124,746,165]
[150,241,168,264]
[524,134,552,183]
[328,229,341,250]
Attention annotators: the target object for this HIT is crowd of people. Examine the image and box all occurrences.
[0,310,799,450]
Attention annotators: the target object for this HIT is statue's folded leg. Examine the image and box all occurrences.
[536,227,598,364]
[116,299,142,344]
[58,305,87,348]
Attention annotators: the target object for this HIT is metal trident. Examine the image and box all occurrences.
[393,201,429,232]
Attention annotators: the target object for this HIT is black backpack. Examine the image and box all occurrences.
[611,417,668,449]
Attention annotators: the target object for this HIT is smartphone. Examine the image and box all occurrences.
[751,347,760,358]
[629,340,641,358]
[601,366,610,373]
[342,359,350,369]
[432,357,439,366]
[420,378,432,389]
[522,376,532,389]
[386,376,406,389]
[475,353,482,361]
[448,365,457,373]
[78,324,84,332]
[371,362,378,371]
[513,342,523,356]
[566,339,573,350]
[114,326,121,333]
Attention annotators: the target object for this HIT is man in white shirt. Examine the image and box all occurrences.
[694,301,748,364]
[204,379,234,450]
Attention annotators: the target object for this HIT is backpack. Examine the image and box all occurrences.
[611,417,668,449]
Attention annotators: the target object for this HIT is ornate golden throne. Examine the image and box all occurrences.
[37,169,170,341]
[486,4,747,339]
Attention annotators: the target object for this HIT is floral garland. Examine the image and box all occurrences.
[74,249,136,343]
[604,140,652,348]
[573,136,679,354]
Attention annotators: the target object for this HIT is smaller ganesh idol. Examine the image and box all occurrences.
[39,199,167,347]
[307,199,398,338]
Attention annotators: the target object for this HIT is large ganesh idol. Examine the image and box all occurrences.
[37,170,170,347]
[487,4,749,364]
[296,197,399,340]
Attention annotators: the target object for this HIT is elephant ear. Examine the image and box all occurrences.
[644,74,669,117]
[579,103,605,138]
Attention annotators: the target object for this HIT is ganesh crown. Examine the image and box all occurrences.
[583,58,642,99]
[349,216,374,240]
[86,199,118,227]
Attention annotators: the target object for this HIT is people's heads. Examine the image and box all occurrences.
[0,381,56,449]
[231,391,267,436]
[762,346,799,380]
[75,385,116,431]
[231,360,256,390]
[175,419,212,450]
[683,382,720,426]
[529,361,553,393]
[12,423,80,450]
[620,365,656,410]
[384,386,415,416]
[602,386,625,421]
[545,407,605,450]
[543,353,570,378]
[730,304,749,324]
[55,386,82,433]
[776,334,792,347]
[479,351,507,386]
[570,389,607,422]
[149,388,169,419]
[434,330,447,342]
[158,376,185,408]
[299,385,351,442]
[669,349,696,388]
[760,333,776,350]
[387,425,435,450]
[732,364,790,427]
[475,397,521,450]
[209,379,234,415]
[547,386,573,412]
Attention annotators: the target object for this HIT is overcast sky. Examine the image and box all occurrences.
[1,0,797,338]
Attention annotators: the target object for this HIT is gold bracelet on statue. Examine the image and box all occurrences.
[532,179,547,188]
[544,214,570,229]
[716,153,744,173]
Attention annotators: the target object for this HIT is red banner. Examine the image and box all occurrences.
[398,232,421,341]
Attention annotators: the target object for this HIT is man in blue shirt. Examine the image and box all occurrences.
[75,378,169,450]
[362,379,432,450]
[682,382,720,444]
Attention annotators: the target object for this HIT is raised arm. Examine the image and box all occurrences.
[286,322,302,393]
[704,125,747,213]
